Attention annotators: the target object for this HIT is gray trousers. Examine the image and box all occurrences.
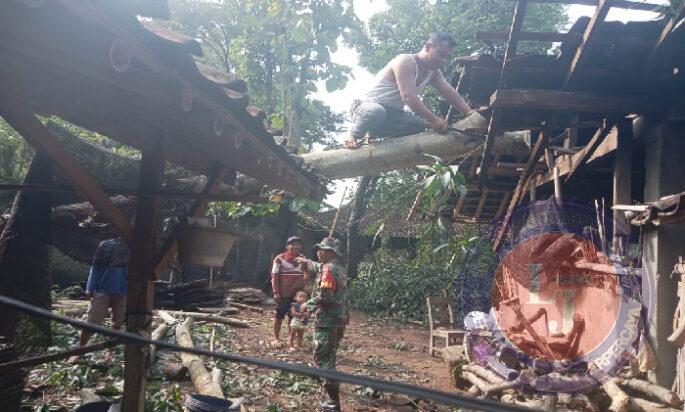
[349,100,427,139]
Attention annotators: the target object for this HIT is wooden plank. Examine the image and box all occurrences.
[644,0,685,67]
[490,89,652,114]
[565,121,615,181]
[500,0,668,14]
[122,136,166,411]
[563,0,611,89]
[612,120,632,254]
[493,131,550,251]
[477,0,527,188]
[0,107,134,243]
[474,191,489,221]
[152,166,229,276]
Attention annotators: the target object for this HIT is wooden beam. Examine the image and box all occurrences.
[644,0,685,68]
[122,135,166,411]
[478,31,570,43]
[0,339,120,371]
[563,0,611,89]
[478,0,527,188]
[500,0,668,14]
[494,192,512,221]
[565,121,615,181]
[476,31,652,48]
[493,131,550,251]
[0,108,134,243]
[612,120,632,254]
[490,89,652,114]
[535,125,618,185]
[0,184,262,202]
[152,166,229,276]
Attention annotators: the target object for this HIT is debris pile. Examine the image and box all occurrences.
[224,287,266,304]
[154,280,226,310]
[444,314,681,411]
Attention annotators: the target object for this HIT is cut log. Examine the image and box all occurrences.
[149,322,170,366]
[163,363,189,381]
[211,367,222,387]
[175,318,224,398]
[197,307,241,316]
[463,364,505,385]
[155,310,249,328]
[227,302,265,313]
[631,397,680,412]
[483,380,519,396]
[157,310,178,326]
[619,378,682,408]
[299,128,530,180]
[462,370,490,393]
[604,378,632,412]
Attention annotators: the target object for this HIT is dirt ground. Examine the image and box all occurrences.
[225,308,457,411]
[22,304,462,411]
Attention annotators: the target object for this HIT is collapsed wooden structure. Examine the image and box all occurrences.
[441,0,685,398]
[0,1,326,409]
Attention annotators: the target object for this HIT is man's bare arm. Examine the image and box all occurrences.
[392,56,447,132]
[432,71,472,115]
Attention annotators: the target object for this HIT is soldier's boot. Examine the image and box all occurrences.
[318,381,341,411]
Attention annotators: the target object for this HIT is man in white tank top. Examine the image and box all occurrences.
[345,32,481,149]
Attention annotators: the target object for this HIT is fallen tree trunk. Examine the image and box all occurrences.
[175,318,224,398]
[155,310,250,328]
[299,129,530,179]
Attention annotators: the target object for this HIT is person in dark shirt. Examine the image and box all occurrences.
[69,237,129,363]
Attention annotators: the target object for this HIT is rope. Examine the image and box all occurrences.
[0,294,533,412]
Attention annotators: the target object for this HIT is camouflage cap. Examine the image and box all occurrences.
[314,237,342,256]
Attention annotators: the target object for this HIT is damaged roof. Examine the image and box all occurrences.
[0,0,326,199]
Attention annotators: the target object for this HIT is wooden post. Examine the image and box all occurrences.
[122,135,166,411]
[612,120,632,255]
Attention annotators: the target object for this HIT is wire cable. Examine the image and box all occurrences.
[0,294,535,412]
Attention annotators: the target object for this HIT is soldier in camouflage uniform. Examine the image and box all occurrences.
[298,237,349,411]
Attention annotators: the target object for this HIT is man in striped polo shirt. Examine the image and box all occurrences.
[271,236,308,346]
